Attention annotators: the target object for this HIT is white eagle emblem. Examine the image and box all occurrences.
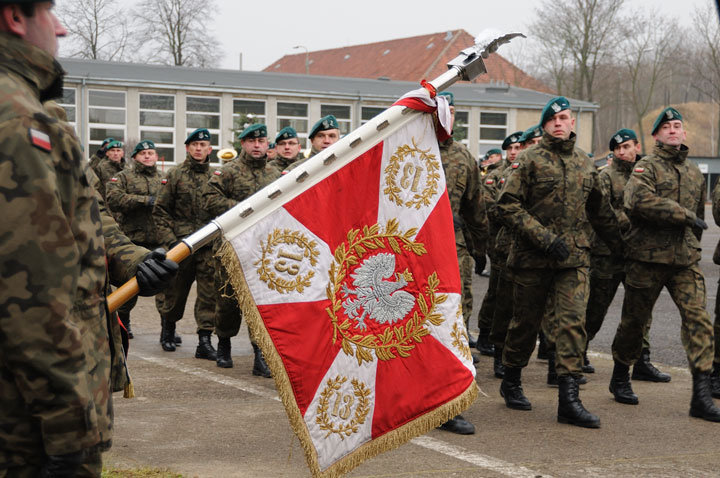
[615,134,623,144]
[551,102,561,112]
[666,110,673,119]
[341,252,416,330]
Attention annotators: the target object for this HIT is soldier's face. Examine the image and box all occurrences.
[241,137,268,159]
[186,140,211,161]
[134,149,157,166]
[544,111,575,139]
[106,147,123,163]
[277,138,301,159]
[525,137,541,147]
[506,143,522,161]
[14,2,66,57]
[311,129,339,151]
[613,140,640,162]
[267,148,276,159]
[487,153,502,165]
[653,120,686,148]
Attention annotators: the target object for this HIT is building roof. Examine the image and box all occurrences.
[263,30,552,93]
[60,58,596,112]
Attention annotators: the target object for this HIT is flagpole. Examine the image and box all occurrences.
[106,33,525,313]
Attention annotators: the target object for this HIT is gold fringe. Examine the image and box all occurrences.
[123,380,135,399]
[218,240,479,478]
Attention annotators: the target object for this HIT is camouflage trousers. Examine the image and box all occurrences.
[0,447,101,477]
[489,263,513,349]
[714,277,720,365]
[612,261,714,373]
[477,260,500,331]
[457,244,473,330]
[159,246,216,332]
[504,267,589,376]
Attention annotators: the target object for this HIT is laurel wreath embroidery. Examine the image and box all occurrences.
[255,229,319,294]
[316,376,372,440]
[326,219,447,366]
[383,137,441,209]
[450,304,471,360]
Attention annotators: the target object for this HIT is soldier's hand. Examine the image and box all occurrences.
[136,248,179,296]
[693,217,708,230]
[147,196,156,207]
[474,255,487,276]
[40,450,85,477]
[547,237,570,261]
[96,147,107,159]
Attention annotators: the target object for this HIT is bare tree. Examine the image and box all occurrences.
[132,0,222,67]
[690,3,720,156]
[57,0,129,61]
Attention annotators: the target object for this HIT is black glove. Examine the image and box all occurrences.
[136,248,178,296]
[96,147,107,159]
[147,196,156,207]
[694,217,708,230]
[547,237,570,261]
[40,450,85,478]
[474,255,487,276]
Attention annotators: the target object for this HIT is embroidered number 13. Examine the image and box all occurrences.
[331,392,355,420]
[400,163,424,193]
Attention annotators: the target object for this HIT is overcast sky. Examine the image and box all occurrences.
[214,0,714,72]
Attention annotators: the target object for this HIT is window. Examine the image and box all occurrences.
[453,110,469,146]
[58,87,76,128]
[361,106,385,125]
[140,93,175,163]
[277,102,308,146]
[320,104,351,135]
[88,89,125,148]
[478,111,507,154]
[186,96,220,160]
[233,99,266,140]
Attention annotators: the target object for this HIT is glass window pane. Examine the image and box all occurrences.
[321,104,351,119]
[63,106,76,122]
[140,111,174,127]
[89,107,125,124]
[186,96,219,112]
[140,94,174,110]
[89,90,125,107]
[361,107,385,121]
[90,128,124,141]
[277,118,307,133]
[140,130,173,144]
[480,127,506,141]
[154,147,174,163]
[233,99,265,115]
[455,111,469,124]
[277,102,307,116]
[481,112,506,126]
[61,88,75,105]
[187,113,219,129]
[338,122,351,135]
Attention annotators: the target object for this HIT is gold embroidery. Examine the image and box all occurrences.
[450,304,471,360]
[383,137,441,209]
[326,219,447,365]
[255,229,319,294]
[316,376,372,440]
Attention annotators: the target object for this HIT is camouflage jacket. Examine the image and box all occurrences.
[712,180,720,264]
[106,161,162,245]
[623,142,705,266]
[88,151,103,171]
[282,147,320,173]
[496,132,618,269]
[439,138,488,257]
[92,156,125,201]
[491,160,522,260]
[591,156,635,257]
[268,152,303,173]
[480,159,509,258]
[0,33,146,467]
[154,154,215,247]
[204,149,281,217]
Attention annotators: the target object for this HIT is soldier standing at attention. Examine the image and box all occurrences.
[92,139,125,201]
[283,114,341,173]
[88,136,113,170]
[154,128,219,358]
[268,126,303,172]
[610,108,720,422]
[712,181,720,398]
[497,97,619,428]
[205,123,280,374]
[435,91,488,435]
[106,140,165,339]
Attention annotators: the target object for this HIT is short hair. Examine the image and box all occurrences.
[19,4,35,17]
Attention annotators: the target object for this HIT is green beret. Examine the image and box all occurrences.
[185,128,211,144]
[540,96,571,126]
[101,137,115,148]
[275,126,298,143]
[238,123,267,140]
[106,140,123,150]
[438,91,454,106]
[651,107,682,135]
[268,142,276,149]
[486,148,502,157]
[131,140,156,157]
[309,115,339,139]
[502,131,524,150]
[609,128,637,150]
[520,124,543,143]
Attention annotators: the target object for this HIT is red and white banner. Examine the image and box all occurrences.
[220,101,477,477]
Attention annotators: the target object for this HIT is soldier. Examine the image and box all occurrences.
[88,136,114,170]
[106,140,165,339]
[496,96,620,428]
[92,139,125,201]
[436,91,488,435]
[0,2,177,474]
[520,124,543,148]
[154,128,218,359]
[480,148,502,175]
[267,142,277,160]
[609,108,720,422]
[284,114,341,173]
[268,126,302,172]
[582,129,670,381]
[712,180,720,398]
[205,123,280,374]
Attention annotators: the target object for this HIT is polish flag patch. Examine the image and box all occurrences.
[214,170,222,176]
[161,179,168,184]
[485,178,494,185]
[634,167,645,173]
[110,177,118,182]
[29,128,51,152]
[511,162,519,169]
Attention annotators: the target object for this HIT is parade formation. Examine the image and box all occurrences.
[2,0,720,477]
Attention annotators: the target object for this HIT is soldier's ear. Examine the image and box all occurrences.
[0,5,28,37]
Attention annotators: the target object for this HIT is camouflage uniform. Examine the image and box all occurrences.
[154,154,217,332]
[92,156,125,202]
[0,33,146,474]
[496,132,618,376]
[439,138,488,329]
[712,182,720,368]
[612,142,713,373]
[282,147,320,173]
[268,152,303,173]
[204,149,281,338]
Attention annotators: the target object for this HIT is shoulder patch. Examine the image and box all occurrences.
[485,178,495,184]
[511,162,520,169]
[634,167,645,173]
[161,178,168,184]
[213,170,222,176]
[500,178,506,184]
[29,128,51,152]
[110,177,118,182]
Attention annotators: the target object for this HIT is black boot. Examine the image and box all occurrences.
[195,330,217,360]
[547,353,558,386]
[689,372,720,422]
[476,328,494,356]
[582,351,594,373]
[632,348,671,382]
[712,367,720,399]
[174,332,182,345]
[537,332,548,360]
[500,366,531,410]
[557,375,600,428]
[438,414,475,434]
[609,361,638,405]
[118,312,133,339]
[252,343,272,378]
[216,337,233,368]
[160,318,176,352]
[493,347,505,379]
[468,334,477,349]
